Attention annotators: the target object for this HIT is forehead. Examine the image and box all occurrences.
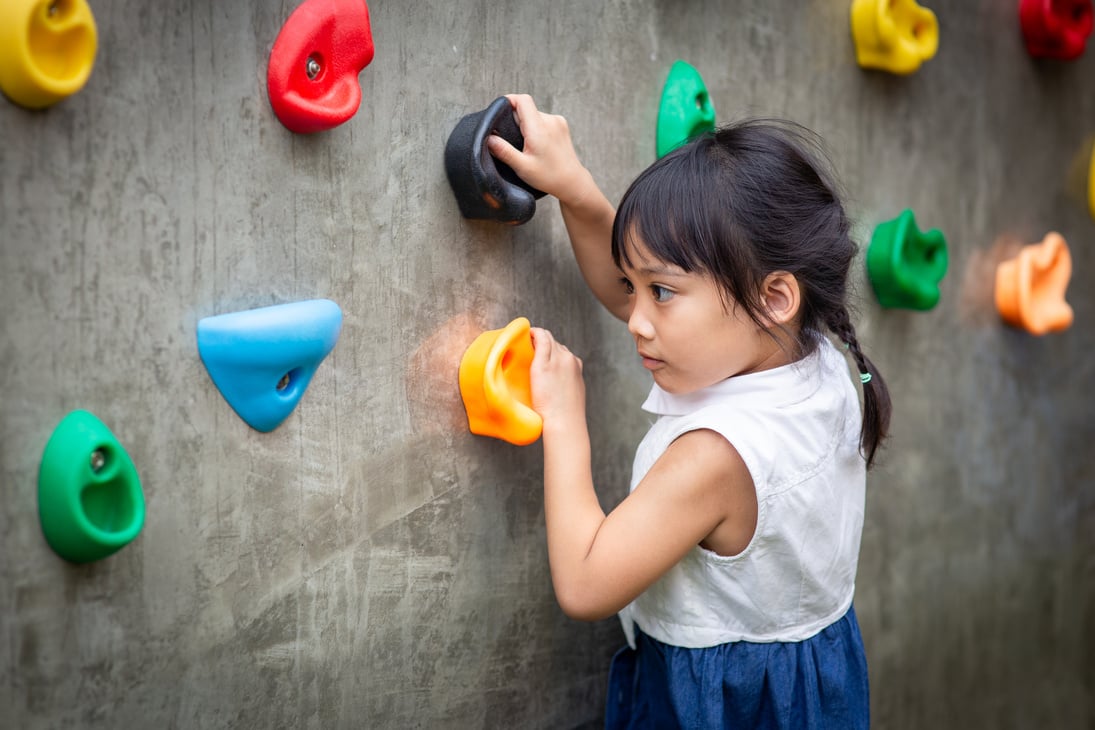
[618,228,689,278]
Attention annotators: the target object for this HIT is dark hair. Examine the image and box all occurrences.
[611,120,891,468]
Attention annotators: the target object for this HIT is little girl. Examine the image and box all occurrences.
[488,95,890,729]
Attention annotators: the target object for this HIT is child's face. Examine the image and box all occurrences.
[619,238,790,395]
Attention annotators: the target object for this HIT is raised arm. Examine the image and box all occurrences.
[487,95,630,321]
[529,327,759,621]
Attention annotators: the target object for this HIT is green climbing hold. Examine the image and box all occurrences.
[866,209,948,310]
[38,410,145,563]
[656,60,716,158]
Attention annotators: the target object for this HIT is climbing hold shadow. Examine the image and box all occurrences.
[444,96,547,225]
[267,0,374,134]
[38,410,145,563]
[197,299,343,432]
[0,0,98,109]
[656,60,716,158]
[458,317,543,446]
[995,232,1074,335]
[866,209,948,310]
[850,0,939,74]
[1019,0,1092,60]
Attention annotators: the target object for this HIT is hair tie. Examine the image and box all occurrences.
[859,372,872,385]
[843,342,851,351]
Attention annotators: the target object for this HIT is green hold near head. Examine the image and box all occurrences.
[866,209,948,310]
[656,60,716,158]
[38,410,145,563]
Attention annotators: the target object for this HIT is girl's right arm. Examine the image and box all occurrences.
[486,94,630,321]
[529,327,758,621]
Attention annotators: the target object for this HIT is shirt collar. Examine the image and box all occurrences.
[641,339,838,417]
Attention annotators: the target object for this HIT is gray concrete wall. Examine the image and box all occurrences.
[1,0,1093,727]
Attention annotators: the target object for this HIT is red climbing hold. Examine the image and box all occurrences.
[1019,0,1093,60]
[267,0,374,134]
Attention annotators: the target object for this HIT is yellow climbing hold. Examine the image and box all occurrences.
[1088,143,1095,221]
[0,0,98,109]
[850,0,939,75]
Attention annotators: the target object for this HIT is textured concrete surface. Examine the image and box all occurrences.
[1,1,1093,727]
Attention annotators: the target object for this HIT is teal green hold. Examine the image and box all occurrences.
[656,60,716,158]
[866,209,948,310]
[38,410,145,563]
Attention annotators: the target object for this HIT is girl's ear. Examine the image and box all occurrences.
[760,271,801,326]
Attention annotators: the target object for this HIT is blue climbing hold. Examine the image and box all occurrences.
[197,299,343,432]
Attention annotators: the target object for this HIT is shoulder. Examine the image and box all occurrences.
[651,428,754,506]
[666,428,749,478]
[662,405,776,490]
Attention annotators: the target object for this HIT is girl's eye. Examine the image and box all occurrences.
[621,277,635,295]
[651,285,674,302]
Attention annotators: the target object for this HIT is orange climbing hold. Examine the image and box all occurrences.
[458,317,543,446]
[995,232,1074,335]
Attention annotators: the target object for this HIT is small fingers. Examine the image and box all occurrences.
[505,93,540,123]
[531,327,584,372]
[506,94,548,141]
[530,327,554,362]
[485,134,520,165]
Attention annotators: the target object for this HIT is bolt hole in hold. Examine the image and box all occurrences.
[695,92,706,110]
[276,367,305,394]
[46,0,73,20]
[90,448,106,472]
[306,54,322,80]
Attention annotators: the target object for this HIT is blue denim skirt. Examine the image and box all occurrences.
[605,606,869,730]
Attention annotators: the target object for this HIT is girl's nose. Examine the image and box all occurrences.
[627,301,655,341]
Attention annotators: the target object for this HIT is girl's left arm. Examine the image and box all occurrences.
[530,328,756,621]
[487,95,630,321]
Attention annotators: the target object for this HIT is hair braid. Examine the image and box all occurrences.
[825,307,891,468]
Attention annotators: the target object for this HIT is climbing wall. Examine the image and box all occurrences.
[1,0,1093,727]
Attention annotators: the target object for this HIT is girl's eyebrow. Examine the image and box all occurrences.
[635,264,688,277]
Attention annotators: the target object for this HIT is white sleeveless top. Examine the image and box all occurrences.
[618,338,866,649]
